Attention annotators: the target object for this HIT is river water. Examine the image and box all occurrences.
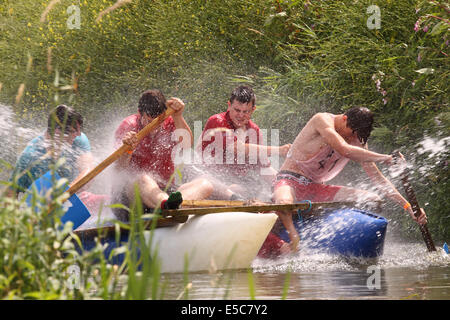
[159,240,450,300]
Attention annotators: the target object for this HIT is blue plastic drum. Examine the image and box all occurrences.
[278,208,388,258]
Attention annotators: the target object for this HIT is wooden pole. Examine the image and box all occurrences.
[66,108,175,198]
[75,200,379,235]
[393,152,436,252]
[400,173,436,252]
[181,199,262,207]
[161,201,359,218]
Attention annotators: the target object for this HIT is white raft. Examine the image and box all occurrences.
[77,211,277,273]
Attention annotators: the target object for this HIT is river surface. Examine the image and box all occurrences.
[159,240,450,300]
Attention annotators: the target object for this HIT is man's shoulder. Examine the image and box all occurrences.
[73,133,91,151]
[310,112,335,127]
[23,135,46,154]
[15,136,45,167]
[247,119,261,131]
[313,112,334,119]
[163,116,175,127]
[204,112,228,128]
[116,114,139,133]
[121,113,140,125]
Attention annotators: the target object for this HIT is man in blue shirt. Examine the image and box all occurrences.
[9,105,94,196]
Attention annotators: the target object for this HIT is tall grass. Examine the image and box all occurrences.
[0,167,170,299]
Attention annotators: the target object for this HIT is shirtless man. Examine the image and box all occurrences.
[270,107,427,252]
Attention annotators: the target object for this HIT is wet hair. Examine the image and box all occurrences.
[229,85,256,107]
[47,104,83,136]
[344,107,374,145]
[138,89,167,118]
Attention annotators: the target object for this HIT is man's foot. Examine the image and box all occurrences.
[161,191,183,210]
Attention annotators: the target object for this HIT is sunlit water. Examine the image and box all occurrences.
[158,241,449,300]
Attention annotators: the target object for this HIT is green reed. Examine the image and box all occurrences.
[0,168,271,300]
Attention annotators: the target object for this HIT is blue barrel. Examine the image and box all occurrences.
[78,230,130,266]
[26,171,91,230]
[278,208,388,258]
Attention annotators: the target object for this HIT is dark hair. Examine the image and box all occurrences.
[229,85,256,107]
[47,104,83,136]
[344,107,374,145]
[138,89,167,118]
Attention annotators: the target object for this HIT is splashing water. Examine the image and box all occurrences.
[416,134,450,175]
[252,241,450,274]
[0,104,43,179]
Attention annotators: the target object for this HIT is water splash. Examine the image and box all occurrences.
[0,104,43,179]
[252,241,450,274]
[417,135,449,159]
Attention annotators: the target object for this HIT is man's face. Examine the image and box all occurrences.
[140,113,155,127]
[227,100,255,129]
[65,122,81,144]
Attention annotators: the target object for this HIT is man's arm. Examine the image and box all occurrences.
[168,98,193,147]
[314,114,392,163]
[243,143,291,158]
[360,157,427,225]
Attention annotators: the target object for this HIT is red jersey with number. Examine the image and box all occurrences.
[200,111,270,176]
[114,114,176,182]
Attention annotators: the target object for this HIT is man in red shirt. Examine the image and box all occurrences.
[196,85,290,200]
[112,89,213,220]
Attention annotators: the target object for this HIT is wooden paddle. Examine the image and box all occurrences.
[393,152,436,252]
[66,108,176,199]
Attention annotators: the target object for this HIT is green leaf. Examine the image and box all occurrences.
[430,22,446,36]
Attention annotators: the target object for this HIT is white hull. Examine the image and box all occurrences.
[148,212,277,273]
[79,211,277,273]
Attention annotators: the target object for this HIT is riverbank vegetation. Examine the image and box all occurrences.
[0,0,448,298]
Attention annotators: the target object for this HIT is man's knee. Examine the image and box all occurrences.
[196,178,214,195]
[273,186,294,204]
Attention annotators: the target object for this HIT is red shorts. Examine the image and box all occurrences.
[272,171,342,202]
[257,232,287,259]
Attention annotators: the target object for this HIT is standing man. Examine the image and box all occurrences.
[197,85,290,200]
[112,89,213,221]
[268,107,428,254]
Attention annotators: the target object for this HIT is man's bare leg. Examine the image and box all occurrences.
[196,174,241,200]
[127,173,168,209]
[177,177,214,200]
[273,184,300,251]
